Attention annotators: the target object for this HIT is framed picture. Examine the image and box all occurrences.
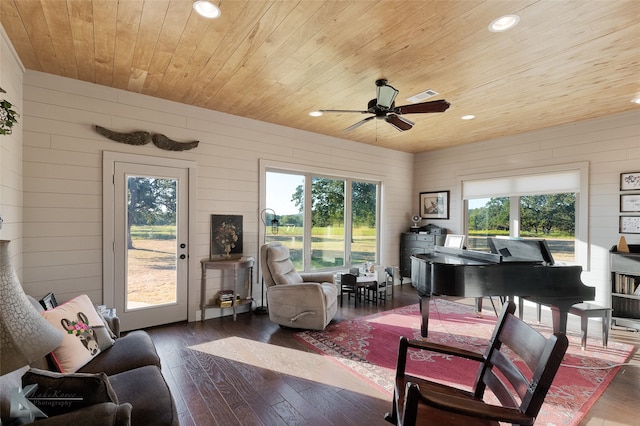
[620,216,640,234]
[210,214,243,259]
[39,292,58,310]
[621,194,640,212]
[444,234,465,249]
[620,172,640,191]
[419,190,449,219]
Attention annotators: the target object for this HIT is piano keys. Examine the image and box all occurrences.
[410,238,595,337]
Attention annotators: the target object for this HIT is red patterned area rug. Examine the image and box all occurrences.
[294,300,633,426]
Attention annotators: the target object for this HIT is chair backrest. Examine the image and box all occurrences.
[340,273,357,288]
[384,266,397,286]
[473,301,569,418]
[260,242,303,288]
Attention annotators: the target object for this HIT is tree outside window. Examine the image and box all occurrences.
[467,193,576,262]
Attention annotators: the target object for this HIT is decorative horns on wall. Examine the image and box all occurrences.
[94,125,199,151]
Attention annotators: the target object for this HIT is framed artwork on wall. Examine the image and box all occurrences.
[419,190,449,219]
[210,214,243,259]
[620,216,640,234]
[621,194,640,212]
[620,172,640,191]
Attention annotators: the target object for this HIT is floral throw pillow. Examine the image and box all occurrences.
[41,294,115,373]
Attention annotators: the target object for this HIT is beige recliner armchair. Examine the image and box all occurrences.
[260,242,338,330]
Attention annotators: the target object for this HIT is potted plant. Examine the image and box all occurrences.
[0,87,19,135]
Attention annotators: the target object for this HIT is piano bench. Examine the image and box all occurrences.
[568,302,612,350]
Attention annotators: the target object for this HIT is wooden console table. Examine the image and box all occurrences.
[200,257,254,321]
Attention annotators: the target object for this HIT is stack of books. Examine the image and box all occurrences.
[219,290,235,307]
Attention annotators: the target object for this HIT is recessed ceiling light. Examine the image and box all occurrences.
[461,115,475,120]
[309,111,323,117]
[193,1,221,19]
[489,14,520,32]
[632,96,640,105]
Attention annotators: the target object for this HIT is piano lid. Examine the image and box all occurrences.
[488,237,555,265]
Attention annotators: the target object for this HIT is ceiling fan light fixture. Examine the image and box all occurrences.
[320,79,450,133]
[489,14,520,32]
[193,0,221,19]
[386,115,415,132]
[309,111,323,117]
[376,84,398,109]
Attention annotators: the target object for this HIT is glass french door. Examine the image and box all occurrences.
[113,162,189,331]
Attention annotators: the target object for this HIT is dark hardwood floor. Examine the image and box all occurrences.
[145,285,640,426]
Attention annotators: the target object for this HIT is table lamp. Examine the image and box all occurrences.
[1,240,63,375]
[1,240,64,422]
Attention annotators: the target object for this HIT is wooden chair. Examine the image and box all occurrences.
[340,273,358,307]
[384,266,398,299]
[384,301,569,426]
[366,268,390,305]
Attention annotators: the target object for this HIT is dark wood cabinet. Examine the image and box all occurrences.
[400,232,445,279]
[610,245,640,330]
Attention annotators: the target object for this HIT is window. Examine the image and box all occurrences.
[466,194,576,262]
[310,177,346,269]
[264,169,379,272]
[350,181,378,265]
[520,194,576,263]
[265,171,305,270]
[467,197,509,252]
[461,163,588,267]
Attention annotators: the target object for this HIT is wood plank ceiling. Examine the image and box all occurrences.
[1,0,639,153]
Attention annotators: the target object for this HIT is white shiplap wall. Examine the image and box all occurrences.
[414,110,640,306]
[0,25,24,274]
[20,70,413,321]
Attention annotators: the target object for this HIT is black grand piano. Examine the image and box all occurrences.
[411,237,595,337]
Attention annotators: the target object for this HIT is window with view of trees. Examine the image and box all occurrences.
[265,170,379,272]
[127,177,177,249]
[462,166,587,266]
[467,193,576,263]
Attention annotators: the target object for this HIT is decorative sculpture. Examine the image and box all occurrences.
[94,125,199,151]
[94,125,150,145]
[152,133,199,151]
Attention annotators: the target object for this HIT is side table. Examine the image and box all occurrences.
[200,257,254,321]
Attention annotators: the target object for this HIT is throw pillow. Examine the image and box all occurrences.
[41,294,115,373]
[21,368,118,418]
[94,304,118,340]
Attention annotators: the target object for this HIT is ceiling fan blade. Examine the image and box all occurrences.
[394,99,451,114]
[376,84,398,109]
[386,114,414,131]
[320,109,370,114]
[343,116,375,132]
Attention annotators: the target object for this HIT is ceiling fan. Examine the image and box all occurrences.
[319,79,450,132]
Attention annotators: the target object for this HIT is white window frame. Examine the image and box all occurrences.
[259,159,382,271]
[458,162,589,269]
